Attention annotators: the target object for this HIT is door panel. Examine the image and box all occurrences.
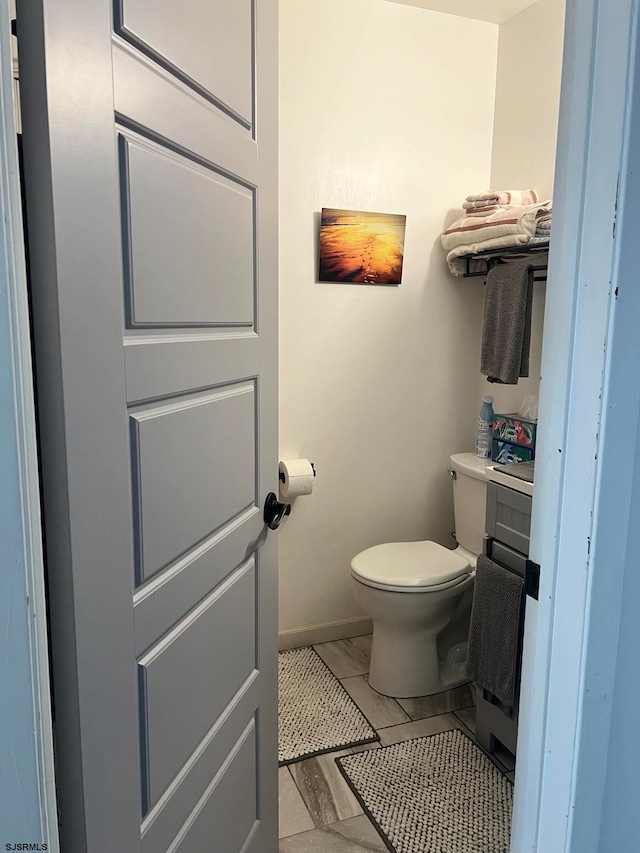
[120,133,256,328]
[133,508,262,657]
[173,723,258,853]
[112,42,258,189]
[18,0,278,850]
[130,384,256,582]
[124,337,261,405]
[139,559,256,810]
[116,0,254,125]
[140,678,260,853]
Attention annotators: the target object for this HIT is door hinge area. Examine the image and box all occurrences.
[525,559,540,600]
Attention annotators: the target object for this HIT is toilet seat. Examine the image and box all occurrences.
[350,540,473,594]
[351,569,473,594]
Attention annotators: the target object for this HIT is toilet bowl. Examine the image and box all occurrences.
[350,453,488,698]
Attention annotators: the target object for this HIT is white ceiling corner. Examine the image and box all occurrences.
[381,0,538,25]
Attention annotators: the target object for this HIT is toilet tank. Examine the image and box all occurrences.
[449,453,489,556]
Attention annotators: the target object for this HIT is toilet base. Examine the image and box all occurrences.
[369,670,470,700]
[367,621,470,698]
[351,574,475,699]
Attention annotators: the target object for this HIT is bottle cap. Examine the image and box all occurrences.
[482,395,494,404]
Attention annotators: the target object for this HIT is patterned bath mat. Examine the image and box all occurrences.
[336,728,513,853]
[278,646,378,765]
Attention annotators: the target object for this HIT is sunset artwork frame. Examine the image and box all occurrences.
[318,208,406,285]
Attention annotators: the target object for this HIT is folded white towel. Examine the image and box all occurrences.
[535,207,552,237]
[442,201,552,254]
[465,189,539,207]
[446,234,533,276]
[444,229,551,276]
[463,199,506,211]
[463,204,505,215]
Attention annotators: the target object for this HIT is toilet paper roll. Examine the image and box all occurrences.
[279,458,315,499]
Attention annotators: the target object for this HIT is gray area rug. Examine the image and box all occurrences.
[278,647,379,765]
[336,728,513,853]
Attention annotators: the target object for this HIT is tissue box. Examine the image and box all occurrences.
[493,414,537,448]
[492,440,535,465]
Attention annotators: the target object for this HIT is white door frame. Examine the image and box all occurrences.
[513,0,640,850]
[2,0,638,850]
[0,0,59,849]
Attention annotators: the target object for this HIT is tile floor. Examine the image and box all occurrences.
[279,634,516,852]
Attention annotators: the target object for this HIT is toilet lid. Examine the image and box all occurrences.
[350,541,471,589]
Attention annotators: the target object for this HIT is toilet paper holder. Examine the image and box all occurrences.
[265,462,316,530]
[279,461,316,483]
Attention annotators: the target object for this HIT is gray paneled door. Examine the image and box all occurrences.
[18,1,278,851]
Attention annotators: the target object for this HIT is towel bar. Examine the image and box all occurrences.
[460,243,550,280]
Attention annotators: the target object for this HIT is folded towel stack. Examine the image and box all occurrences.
[442,190,552,275]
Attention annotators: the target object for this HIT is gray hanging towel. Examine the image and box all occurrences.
[466,554,524,708]
[481,262,533,384]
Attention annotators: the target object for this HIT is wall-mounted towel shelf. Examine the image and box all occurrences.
[460,242,549,281]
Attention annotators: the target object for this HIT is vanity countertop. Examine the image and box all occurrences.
[486,461,534,497]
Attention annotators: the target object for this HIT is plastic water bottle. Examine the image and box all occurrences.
[475,395,495,459]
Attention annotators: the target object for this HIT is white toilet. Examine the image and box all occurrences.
[350,452,489,698]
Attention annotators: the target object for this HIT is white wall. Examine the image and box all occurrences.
[481,0,566,415]
[279,0,498,632]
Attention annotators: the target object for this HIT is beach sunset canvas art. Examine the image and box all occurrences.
[319,208,406,285]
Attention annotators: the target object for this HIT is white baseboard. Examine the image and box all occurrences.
[278,615,373,651]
